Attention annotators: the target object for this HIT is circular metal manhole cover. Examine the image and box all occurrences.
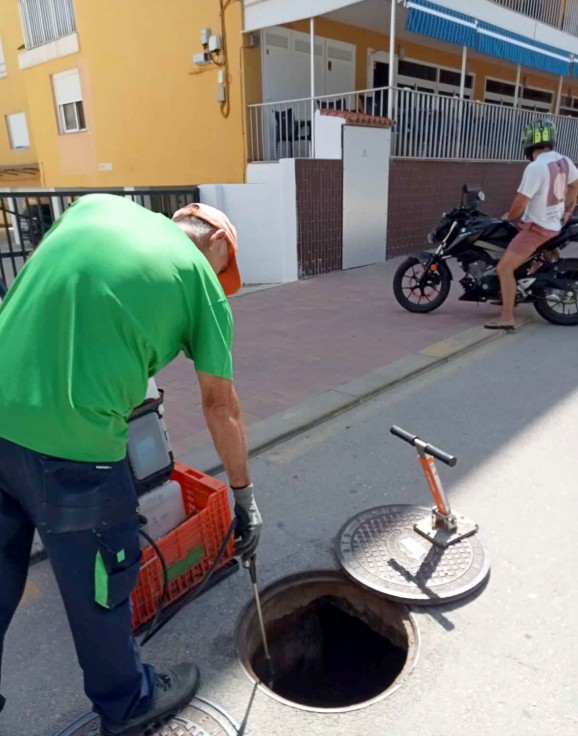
[54,697,239,736]
[337,505,491,604]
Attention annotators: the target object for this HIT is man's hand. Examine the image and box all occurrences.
[232,484,262,562]
[502,212,510,221]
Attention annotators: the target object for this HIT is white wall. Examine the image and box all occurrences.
[200,159,298,285]
[244,0,356,32]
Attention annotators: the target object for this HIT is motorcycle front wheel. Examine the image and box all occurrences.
[533,258,578,325]
[393,257,451,313]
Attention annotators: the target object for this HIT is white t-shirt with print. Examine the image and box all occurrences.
[518,151,578,232]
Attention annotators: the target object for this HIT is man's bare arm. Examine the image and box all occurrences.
[197,371,250,488]
[564,181,578,221]
[503,193,530,221]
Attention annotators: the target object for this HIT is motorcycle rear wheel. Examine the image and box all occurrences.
[533,258,578,325]
[393,256,451,313]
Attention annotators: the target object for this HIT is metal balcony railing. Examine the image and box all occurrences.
[490,0,578,35]
[18,0,77,50]
[247,87,578,163]
[490,0,563,28]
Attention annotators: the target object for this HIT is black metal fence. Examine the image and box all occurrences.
[0,186,199,291]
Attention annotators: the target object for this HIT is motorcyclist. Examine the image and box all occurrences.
[485,120,578,331]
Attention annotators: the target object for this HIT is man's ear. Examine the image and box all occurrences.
[209,228,227,246]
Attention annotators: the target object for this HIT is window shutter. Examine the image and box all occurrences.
[53,68,82,105]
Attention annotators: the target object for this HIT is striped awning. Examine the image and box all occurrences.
[405,0,573,77]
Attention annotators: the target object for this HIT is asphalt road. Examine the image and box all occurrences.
[3,317,578,736]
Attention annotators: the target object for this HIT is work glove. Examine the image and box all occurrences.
[232,484,262,563]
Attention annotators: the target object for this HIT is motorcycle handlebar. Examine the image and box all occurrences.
[390,426,457,467]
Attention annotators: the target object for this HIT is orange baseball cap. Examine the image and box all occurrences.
[172,202,242,296]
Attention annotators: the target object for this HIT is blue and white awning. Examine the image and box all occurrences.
[405,0,574,77]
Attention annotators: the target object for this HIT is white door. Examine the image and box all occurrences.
[325,39,356,99]
[262,27,293,158]
[292,31,325,156]
[342,125,390,269]
[292,31,325,99]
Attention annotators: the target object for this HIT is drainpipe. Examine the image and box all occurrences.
[388,0,397,120]
[514,64,521,108]
[310,17,316,158]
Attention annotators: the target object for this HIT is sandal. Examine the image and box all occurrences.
[484,320,516,331]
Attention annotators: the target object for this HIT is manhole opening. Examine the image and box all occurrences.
[237,571,419,712]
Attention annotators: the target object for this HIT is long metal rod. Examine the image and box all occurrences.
[556,74,564,115]
[246,556,274,685]
[388,0,396,120]
[459,45,467,101]
[310,17,316,158]
[514,64,522,108]
[252,581,271,661]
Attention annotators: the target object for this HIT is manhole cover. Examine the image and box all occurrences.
[54,697,238,736]
[337,505,491,604]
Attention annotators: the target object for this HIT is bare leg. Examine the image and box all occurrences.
[496,250,529,325]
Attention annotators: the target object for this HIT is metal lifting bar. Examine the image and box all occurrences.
[390,425,479,547]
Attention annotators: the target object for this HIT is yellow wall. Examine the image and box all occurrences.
[246,17,561,105]
[15,0,246,188]
[0,0,40,186]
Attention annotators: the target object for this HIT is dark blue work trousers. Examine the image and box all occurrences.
[0,437,155,725]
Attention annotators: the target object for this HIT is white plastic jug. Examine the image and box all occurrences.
[139,480,186,548]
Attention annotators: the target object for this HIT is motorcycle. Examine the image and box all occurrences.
[393,185,578,325]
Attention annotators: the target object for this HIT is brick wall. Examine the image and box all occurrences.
[387,159,527,258]
[295,159,343,277]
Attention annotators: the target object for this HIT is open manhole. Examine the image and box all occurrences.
[236,570,419,712]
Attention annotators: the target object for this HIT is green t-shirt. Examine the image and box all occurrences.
[0,194,233,462]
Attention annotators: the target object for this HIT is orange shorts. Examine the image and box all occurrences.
[507,221,558,259]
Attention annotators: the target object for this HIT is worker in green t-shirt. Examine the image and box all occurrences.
[0,195,262,736]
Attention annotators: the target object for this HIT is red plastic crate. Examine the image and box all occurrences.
[131,460,234,630]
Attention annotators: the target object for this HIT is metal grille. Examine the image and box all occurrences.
[0,187,199,290]
[248,87,578,164]
[18,0,77,49]
[563,0,578,35]
[490,0,564,28]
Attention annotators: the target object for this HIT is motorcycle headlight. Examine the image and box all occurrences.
[427,230,436,244]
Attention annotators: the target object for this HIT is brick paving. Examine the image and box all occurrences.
[157,260,491,457]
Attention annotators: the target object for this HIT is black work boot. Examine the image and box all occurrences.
[100,663,200,736]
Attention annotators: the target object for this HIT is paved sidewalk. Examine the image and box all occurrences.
[159,259,499,458]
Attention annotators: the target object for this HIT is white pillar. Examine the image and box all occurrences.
[388,0,397,120]
[514,64,522,108]
[459,46,468,100]
[310,17,316,158]
[555,75,564,115]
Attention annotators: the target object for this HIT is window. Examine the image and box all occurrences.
[560,94,578,119]
[397,58,474,97]
[0,36,6,78]
[52,69,86,133]
[18,0,76,50]
[484,77,553,112]
[6,113,30,149]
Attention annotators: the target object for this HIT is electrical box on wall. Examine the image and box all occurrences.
[193,52,211,66]
[217,86,226,103]
[209,35,222,52]
[201,28,211,46]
